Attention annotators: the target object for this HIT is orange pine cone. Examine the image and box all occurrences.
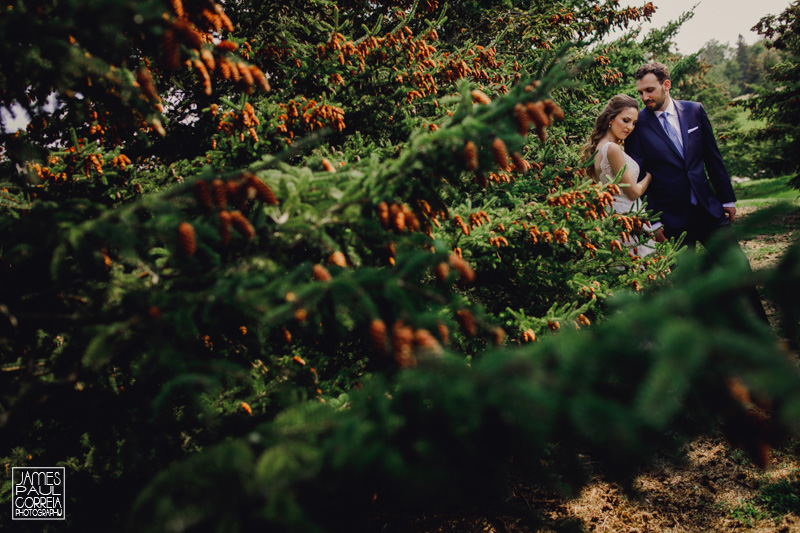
[391,206,406,232]
[369,319,388,355]
[328,251,347,267]
[216,40,238,52]
[434,262,450,283]
[211,178,227,208]
[321,158,335,172]
[200,8,222,32]
[522,329,536,342]
[491,137,509,171]
[178,222,197,256]
[513,103,530,135]
[456,309,477,337]
[170,0,184,18]
[437,322,449,346]
[172,19,204,50]
[240,402,252,415]
[544,99,565,120]
[237,62,254,91]
[492,327,505,345]
[193,180,213,211]
[312,264,332,281]
[511,152,529,174]
[249,65,270,92]
[244,174,278,205]
[136,67,159,102]
[229,210,255,239]
[218,58,232,79]
[405,210,421,232]
[377,201,390,228]
[101,248,112,270]
[414,328,443,356]
[449,253,475,284]
[194,59,212,95]
[471,89,491,105]
[526,101,550,127]
[200,48,216,72]
[232,64,243,83]
[391,320,417,368]
[218,10,234,34]
[464,141,478,171]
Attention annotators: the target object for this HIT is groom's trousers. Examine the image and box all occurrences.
[663,203,771,326]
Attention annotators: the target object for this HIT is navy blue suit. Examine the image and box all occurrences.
[627,99,769,323]
[626,99,735,231]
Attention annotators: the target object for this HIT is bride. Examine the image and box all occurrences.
[579,94,655,256]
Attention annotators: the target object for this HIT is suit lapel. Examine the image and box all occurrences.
[643,108,683,160]
[674,100,689,153]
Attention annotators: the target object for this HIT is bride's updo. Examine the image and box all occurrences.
[579,94,640,177]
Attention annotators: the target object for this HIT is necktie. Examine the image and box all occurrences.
[660,111,683,157]
[661,111,696,203]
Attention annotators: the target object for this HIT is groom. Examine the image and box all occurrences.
[626,61,769,324]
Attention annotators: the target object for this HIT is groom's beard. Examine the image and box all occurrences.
[644,93,668,112]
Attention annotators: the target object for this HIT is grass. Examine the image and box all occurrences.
[726,475,800,527]
[731,106,767,132]
[734,175,800,202]
[732,175,800,242]
[730,501,768,526]
[754,476,800,518]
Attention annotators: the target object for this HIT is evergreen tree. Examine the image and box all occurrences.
[748,0,800,187]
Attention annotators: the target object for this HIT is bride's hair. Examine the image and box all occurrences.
[579,94,640,177]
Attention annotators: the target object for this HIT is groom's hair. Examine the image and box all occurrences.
[634,62,670,83]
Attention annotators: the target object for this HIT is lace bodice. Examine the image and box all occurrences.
[595,141,655,256]
[598,142,639,214]
[598,142,639,185]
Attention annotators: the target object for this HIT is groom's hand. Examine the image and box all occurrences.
[654,227,666,243]
[724,206,736,223]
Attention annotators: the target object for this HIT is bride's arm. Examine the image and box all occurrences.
[606,143,652,200]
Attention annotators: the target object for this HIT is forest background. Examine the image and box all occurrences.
[1,0,800,531]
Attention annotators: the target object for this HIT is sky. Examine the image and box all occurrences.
[631,0,794,54]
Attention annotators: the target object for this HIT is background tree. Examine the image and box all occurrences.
[746,0,800,187]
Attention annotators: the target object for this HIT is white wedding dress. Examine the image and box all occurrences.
[598,142,656,257]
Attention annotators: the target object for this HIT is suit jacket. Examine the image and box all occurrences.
[625,99,735,229]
